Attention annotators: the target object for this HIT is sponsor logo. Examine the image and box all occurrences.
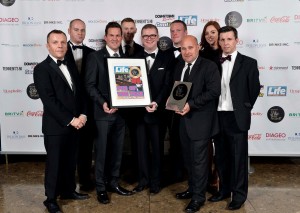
[0,0,16,6]
[1,43,19,47]
[251,112,262,116]
[225,11,243,28]
[0,17,19,22]
[224,0,244,2]
[267,106,285,123]
[88,38,105,50]
[158,36,172,51]
[134,19,153,24]
[246,17,267,23]
[155,14,175,27]
[23,43,42,47]
[246,39,267,48]
[267,86,287,96]
[7,131,26,140]
[3,89,22,94]
[27,110,43,117]
[269,42,289,47]
[289,89,300,94]
[248,134,262,140]
[294,41,300,45]
[44,20,63,24]
[22,17,42,25]
[289,112,300,117]
[87,19,108,24]
[291,66,300,70]
[27,83,39,99]
[28,134,44,138]
[258,66,265,71]
[24,62,38,74]
[259,85,264,97]
[199,18,220,23]
[269,66,288,71]
[5,111,24,117]
[3,66,22,71]
[294,15,300,22]
[178,15,197,26]
[288,133,300,141]
[266,133,286,141]
[270,16,290,23]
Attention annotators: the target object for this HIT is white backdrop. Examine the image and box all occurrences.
[0,0,299,156]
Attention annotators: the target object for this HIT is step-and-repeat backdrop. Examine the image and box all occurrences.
[0,0,299,155]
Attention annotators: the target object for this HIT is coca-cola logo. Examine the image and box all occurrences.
[248,134,262,140]
[266,133,286,138]
[27,110,43,117]
[270,16,290,23]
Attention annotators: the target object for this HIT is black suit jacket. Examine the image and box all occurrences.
[85,47,125,121]
[120,41,144,58]
[227,52,260,131]
[141,49,172,124]
[33,55,86,135]
[174,56,221,140]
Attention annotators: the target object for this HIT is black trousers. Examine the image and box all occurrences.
[94,115,125,192]
[214,111,248,204]
[179,118,209,203]
[44,132,78,200]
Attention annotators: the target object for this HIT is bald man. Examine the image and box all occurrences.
[171,35,221,212]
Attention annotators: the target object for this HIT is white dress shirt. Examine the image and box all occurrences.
[180,57,197,81]
[145,48,158,71]
[69,42,83,73]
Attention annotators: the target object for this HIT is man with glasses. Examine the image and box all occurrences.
[132,24,172,194]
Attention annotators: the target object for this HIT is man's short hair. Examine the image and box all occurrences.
[105,22,122,36]
[141,24,158,35]
[69,18,85,28]
[170,20,187,31]
[121,17,135,25]
[47,30,66,43]
[219,26,238,39]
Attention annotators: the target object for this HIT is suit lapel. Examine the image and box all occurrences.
[230,52,242,81]
[149,50,163,75]
[188,57,201,81]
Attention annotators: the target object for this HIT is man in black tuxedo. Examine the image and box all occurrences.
[65,18,95,192]
[85,22,133,205]
[208,26,260,211]
[120,17,144,58]
[33,30,89,213]
[164,20,188,183]
[132,24,172,194]
[172,35,221,213]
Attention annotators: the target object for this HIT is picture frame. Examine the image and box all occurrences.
[106,57,152,108]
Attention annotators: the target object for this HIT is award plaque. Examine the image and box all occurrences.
[166,81,192,111]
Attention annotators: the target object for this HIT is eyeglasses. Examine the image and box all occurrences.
[142,34,157,39]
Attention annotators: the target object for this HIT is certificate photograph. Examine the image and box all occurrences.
[107,58,152,107]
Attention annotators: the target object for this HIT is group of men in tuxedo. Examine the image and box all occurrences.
[34,17,260,213]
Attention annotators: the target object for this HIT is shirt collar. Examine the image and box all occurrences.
[145,47,158,55]
[49,54,64,63]
[106,45,120,56]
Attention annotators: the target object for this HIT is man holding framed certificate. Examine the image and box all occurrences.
[170,35,221,213]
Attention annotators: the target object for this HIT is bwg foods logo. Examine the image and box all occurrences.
[267,86,287,96]
[266,133,286,141]
[289,112,300,118]
[267,106,285,123]
[259,85,264,97]
[246,39,267,48]
[5,111,24,117]
[178,15,197,26]
[158,36,172,51]
[225,11,243,28]
[22,17,42,26]
[27,83,39,99]
[248,134,261,140]
[3,66,22,71]
[24,62,38,74]
[288,133,300,141]
[155,14,175,27]
[0,0,16,7]
[7,131,26,140]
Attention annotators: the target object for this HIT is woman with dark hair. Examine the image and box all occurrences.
[199,21,221,194]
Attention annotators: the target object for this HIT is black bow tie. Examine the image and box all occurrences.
[220,55,232,64]
[173,47,181,52]
[144,52,155,59]
[57,59,67,66]
[72,45,84,50]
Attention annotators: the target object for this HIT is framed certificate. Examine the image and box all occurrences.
[106,58,152,107]
[166,81,192,111]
